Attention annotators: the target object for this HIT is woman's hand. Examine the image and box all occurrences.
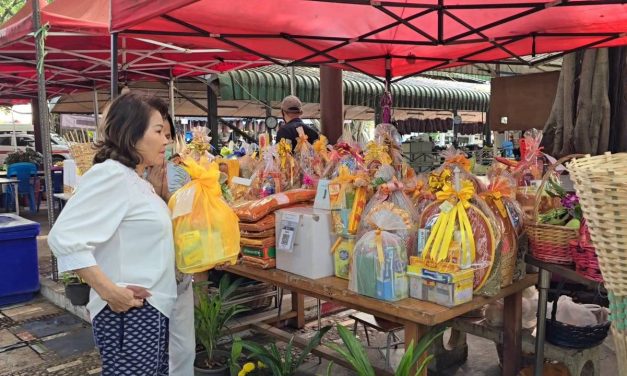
[146,160,169,201]
[101,285,145,313]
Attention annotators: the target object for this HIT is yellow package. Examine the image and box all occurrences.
[169,158,240,273]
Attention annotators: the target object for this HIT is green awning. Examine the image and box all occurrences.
[219,66,489,112]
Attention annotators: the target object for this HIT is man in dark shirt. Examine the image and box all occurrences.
[275,95,319,150]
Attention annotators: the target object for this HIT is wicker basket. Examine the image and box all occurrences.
[567,152,627,375]
[545,282,610,349]
[68,143,96,175]
[525,154,585,265]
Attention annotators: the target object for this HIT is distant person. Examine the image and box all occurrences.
[275,95,319,150]
[502,135,514,158]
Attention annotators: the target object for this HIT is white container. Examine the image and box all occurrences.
[275,207,336,280]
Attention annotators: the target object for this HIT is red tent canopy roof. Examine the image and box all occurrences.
[111,0,627,79]
[0,0,267,99]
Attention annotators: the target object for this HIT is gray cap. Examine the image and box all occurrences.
[281,95,303,113]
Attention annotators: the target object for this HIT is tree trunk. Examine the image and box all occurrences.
[590,49,610,154]
[572,49,596,155]
[558,53,577,157]
[542,66,564,154]
[592,48,612,154]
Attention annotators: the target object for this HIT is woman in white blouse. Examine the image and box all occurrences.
[48,93,176,376]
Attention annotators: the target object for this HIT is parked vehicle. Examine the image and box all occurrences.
[0,133,71,165]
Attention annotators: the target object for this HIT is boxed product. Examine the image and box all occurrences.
[407,260,473,307]
[332,236,356,280]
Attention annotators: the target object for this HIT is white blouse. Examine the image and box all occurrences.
[48,159,176,320]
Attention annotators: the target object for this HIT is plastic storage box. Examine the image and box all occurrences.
[275,207,336,279]
[0,214,41,306]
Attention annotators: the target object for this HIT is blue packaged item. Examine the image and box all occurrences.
[0,214,40,306]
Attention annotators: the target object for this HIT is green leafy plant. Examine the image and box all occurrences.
[5,148,43,166]
[230,326,332,376]
[59,272,84,285]
[195,275,249,369]
[326,324,444,376]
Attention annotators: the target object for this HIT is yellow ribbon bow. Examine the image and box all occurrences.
[364,141,393,166]
[313,135,330,162]
[481,191,508,218]
[422,180,476,266]
[428,169,452,194]
[277,139,292,169]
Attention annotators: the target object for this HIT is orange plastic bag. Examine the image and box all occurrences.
[168,159,240,273]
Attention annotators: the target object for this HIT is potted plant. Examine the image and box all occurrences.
[5,148,43,167]
[326,324,444,376]
[60,272,90,306]
[229,326,331,376]
[195,275,249,375]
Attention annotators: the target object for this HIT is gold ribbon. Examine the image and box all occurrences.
[422,180,476,264]
[481,191,508,218]
[375,230,385,265]
[364,141,393,166]
[277,139,292,169]
[428,169,452,194]
[313,135,330,162]
[294,127,309,154]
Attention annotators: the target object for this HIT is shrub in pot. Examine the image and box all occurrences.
[60,272,90,306]
[195,275,248,375]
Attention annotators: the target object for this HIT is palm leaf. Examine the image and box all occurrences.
[294,325,331,369]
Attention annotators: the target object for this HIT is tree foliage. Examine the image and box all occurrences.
[0,0,54,24]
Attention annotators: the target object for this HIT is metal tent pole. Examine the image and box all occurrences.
[169,74,176,121]
[110,33,119,99]
[92,83,99,141]
[32,0,57,280]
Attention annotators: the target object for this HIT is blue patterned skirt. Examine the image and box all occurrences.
[92,303,169,375]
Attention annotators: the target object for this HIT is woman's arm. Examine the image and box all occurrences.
[75,266,145,313]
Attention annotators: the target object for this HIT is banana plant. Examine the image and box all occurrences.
[326,324,445,376]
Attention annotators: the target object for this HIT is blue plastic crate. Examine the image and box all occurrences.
[0,214,41,306]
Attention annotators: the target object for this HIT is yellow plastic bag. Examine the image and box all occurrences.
[168,158,240,273]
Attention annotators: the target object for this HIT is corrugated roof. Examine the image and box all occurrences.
[218,66,490,113]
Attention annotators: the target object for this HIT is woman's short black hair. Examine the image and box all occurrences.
[146,97,175,136]
[94,93,167,168]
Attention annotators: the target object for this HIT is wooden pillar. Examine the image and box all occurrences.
[207,83,219,151]
[320,66,343,144]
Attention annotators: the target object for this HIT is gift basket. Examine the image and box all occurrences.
[168,128,241,273]
[569,219,603,282]
[480,168,522,287]
[417,170,499,296]
[348,203,409,301]
[567,152,627,373]
[359,165,418,258]
[526,154,585,265]
[294,127,325,189]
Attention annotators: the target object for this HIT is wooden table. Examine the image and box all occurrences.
[525,255,604,376]
[226,264,538,375]
[0,177,19,215]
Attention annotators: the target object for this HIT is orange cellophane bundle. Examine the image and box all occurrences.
[241,255,276,269]
[232,189,316,222]
[169,158,241,273]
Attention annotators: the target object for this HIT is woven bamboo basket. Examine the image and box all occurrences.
[68,143,96,175]
[525,154,585,265]
[567,152,627,375]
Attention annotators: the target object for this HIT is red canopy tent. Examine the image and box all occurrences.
[0,0,268,100]
[110,0,627,82]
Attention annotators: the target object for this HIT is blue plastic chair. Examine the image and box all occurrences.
[5,162,38,214]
